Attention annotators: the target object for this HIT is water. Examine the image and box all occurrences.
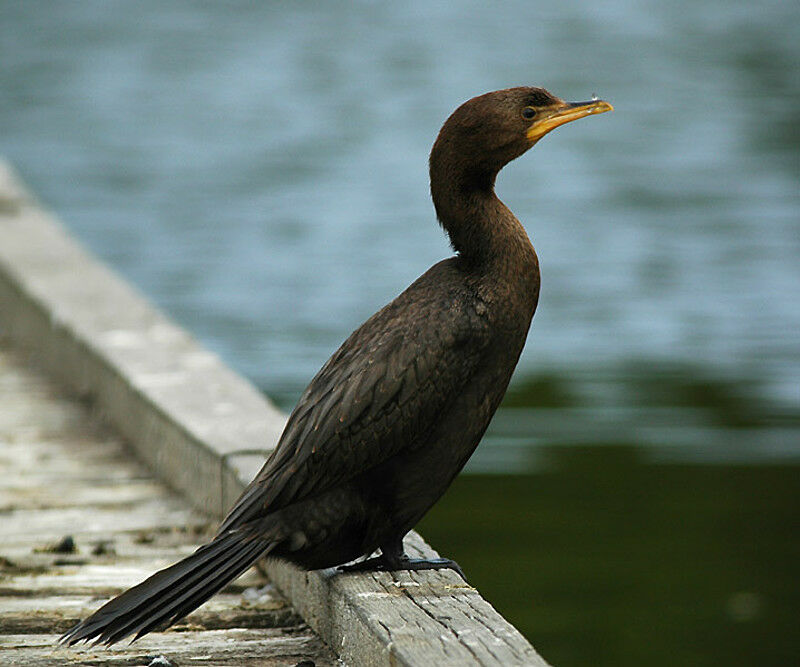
[2,2,798,664]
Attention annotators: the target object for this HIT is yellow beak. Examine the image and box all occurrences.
[526,99,613,143]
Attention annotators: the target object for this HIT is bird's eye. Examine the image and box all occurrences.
[522,106,537,120]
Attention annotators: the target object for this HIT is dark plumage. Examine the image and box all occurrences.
[61,86,611,646]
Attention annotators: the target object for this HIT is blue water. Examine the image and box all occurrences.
[2,2,799,470]
[3,1,798,470]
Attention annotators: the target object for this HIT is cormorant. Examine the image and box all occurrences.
[61,87,612,646]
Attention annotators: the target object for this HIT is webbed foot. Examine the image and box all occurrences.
[338,554,466,581]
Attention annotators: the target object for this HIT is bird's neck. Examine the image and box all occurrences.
[430,161,537,278]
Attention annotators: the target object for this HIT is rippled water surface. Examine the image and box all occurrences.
[2,1,798,664]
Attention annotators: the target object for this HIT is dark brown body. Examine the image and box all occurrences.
[263,245,539,569]
[62,87,610,647]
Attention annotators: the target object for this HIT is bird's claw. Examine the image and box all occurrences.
[338,555,467,581]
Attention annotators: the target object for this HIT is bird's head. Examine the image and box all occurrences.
[430,87,613,188]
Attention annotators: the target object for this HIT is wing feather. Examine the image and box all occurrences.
[217,266,489,534]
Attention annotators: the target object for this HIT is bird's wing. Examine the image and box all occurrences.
[217,280,490,534]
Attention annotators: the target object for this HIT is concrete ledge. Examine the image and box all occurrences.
[0,159,549,666]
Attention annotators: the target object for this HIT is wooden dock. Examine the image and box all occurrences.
[0,159,549,666]
[0,342,334,665]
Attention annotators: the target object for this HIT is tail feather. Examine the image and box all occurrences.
[68,536,236,641]
[60,531,273,646]
[125,539,267,643]
[101,537,262,645]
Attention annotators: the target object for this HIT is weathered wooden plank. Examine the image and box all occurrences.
[0,590,300,635]
[270,532,548,666]
[0,343,336,666]
[1,525,209,557]
[2,504,205,542]
[0,439,151,468]
[0,480,170,512]
[0,555,266,597]
[2,630,334,666]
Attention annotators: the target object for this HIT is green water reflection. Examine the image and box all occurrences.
[466,362,799,475]
[419,453,800,666]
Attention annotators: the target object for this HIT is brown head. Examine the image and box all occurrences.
[430,86,612,194]
[429,87,612,259]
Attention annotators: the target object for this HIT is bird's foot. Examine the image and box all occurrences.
[396,557,467,581]
[338,555,466,581]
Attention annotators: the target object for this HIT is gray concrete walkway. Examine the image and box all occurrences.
[0,342,335,666]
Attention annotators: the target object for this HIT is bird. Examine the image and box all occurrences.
[61,87,612,646]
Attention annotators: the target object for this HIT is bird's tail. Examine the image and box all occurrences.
[60,530,274,646]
